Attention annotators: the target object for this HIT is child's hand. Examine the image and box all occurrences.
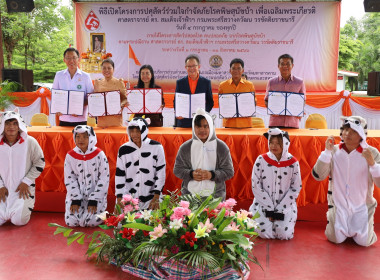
[362,149,375,166]
[325,136,335,151]
[88,205,97,214]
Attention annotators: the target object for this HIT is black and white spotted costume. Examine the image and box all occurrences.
[64,125,109,227]
[115,117,166,209]
[0,108,45,226]
[249,128,302,240]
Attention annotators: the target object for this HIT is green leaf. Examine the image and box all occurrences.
[189,195,213,228]
[98,224,113,230]
[207,197,223,210]
[115,203,122,215]
[122,223,154,231]
[67,232,85,245]
[251,211,260,220]
[212,208,226,227]
[227,252,236,261]
[217,232,249,247]
[216,216,234,234]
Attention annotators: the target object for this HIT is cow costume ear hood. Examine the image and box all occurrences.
[340,116,368,148]
[127,117,151,143]
[72,125,97,153]
[0,107,28,139]
[264,128,290,161]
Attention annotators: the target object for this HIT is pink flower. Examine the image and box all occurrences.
[225,198,237,208]
[135,212,143,219]
[179,201,190,208]
[170,207,191,221]
[226,221,240,231]
[217,198,237,211]
[122,194,133,203]
[149,224,168,240]
[132,198,139,205]
[124,204,133,213]
[134,205,139,211]
[199,218,216,233]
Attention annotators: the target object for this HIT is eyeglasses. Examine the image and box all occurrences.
[186,65,198,69]
[65,56,79,61]
[344,119,361,125]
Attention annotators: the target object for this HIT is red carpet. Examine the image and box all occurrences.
[1,212,379,280]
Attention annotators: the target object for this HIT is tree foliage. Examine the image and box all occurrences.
[339,14,380,85]
[1,0,73,82]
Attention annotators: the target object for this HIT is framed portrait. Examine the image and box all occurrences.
[91,33,105,53]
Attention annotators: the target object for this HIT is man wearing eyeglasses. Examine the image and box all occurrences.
[52,47,94,126]
[264,54,306,128]
[174,54,214,128]
[312,116,380,246]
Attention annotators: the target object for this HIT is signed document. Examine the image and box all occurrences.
[68,91,85,116]
[175,92,205,118]
[219,92,256,118]
[105,91,122,115]
[145,89,163,113]
[88,91,122,117]
[51,89,84,115]
[267,91,304,116]
[88,93,106,117]
[126,88,163,114]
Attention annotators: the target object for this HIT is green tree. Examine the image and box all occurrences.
[1,0,74,82]
[339,13,380,86]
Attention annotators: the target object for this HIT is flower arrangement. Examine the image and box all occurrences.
[101,53,112,59]
[81,53,89,59]
[49,192,260,279]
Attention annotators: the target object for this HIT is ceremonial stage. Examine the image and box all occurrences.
[29,126,380,222]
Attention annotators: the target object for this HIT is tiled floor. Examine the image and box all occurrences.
[1,212,379,280]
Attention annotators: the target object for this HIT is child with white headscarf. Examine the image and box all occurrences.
[174,108,234,199]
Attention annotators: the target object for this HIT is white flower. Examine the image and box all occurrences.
[245,218,259,229]
[241,238,254,250]
[169,219,183,230]
[96,211,109,221]
[141,210,152,221]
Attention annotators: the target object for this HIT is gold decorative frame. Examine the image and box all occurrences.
[90,33,105,53]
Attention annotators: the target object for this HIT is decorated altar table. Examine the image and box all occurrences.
[29,126,380,220]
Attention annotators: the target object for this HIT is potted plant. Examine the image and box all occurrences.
[49,192,261,279]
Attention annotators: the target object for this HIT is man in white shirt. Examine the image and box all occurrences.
[52,47,94,126]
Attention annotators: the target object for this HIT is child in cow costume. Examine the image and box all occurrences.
[249,128,302,240]
[64,125,109,227]
[115,117,166,210]
[312,116,380,246]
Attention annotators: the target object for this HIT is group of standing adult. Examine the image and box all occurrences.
[1,47,380,249]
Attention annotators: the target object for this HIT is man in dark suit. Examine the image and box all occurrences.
[174,54,214,128]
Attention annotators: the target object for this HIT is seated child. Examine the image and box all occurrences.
[64,125,109,227]
[312,116,380,246]
[249,128,302,240]
[115,117,166,210]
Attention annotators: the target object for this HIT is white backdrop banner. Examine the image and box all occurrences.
[75,2,340,93]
